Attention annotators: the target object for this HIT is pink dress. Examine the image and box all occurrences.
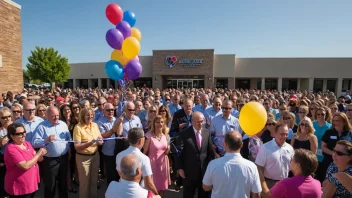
[146,132,171,191]
[4,141,40,195]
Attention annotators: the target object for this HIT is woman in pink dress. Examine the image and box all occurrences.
[4,123,47,198]
[143,115,171,198]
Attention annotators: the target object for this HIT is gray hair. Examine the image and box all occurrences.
[128,128,145,144]
[120,154,141,177]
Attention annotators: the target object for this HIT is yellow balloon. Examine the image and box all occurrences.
[111,50,128,66]
[122,37,140,60]
[239,102,267,136]
[131,27,142,41]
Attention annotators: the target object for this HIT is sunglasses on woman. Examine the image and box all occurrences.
[266,123,275,126]
[14,131,26,136]
[1,115,11,120]
[300,123,309,127]
[333,149,349,156]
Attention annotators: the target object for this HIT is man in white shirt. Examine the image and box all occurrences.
[255,124,294,198]
[202,131,262,198]
[106,154,160,198]
[115,128,158,195]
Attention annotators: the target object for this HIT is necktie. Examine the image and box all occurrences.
[196,131,202,149]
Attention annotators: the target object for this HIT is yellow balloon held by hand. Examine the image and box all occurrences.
[111,50,128,66]
[239,102,267,136]
[131,27,142,41]
[122,37,140,60]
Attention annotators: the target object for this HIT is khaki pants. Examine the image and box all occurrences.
[76,152,100,198]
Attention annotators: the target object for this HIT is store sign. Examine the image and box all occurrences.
[165,56,203,68]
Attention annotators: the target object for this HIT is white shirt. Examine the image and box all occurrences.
[116,146,153,187]
[105,179,148,198]
[203,152,262,198]
[255,139,294,180]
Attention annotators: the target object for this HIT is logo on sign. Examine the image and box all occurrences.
[165,56,177,68]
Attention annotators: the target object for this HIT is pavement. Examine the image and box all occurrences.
[35,179,184,198]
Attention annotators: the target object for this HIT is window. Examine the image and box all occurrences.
[265,79,277,90]
[327,80,336,92]
[133,78,152,88]
[236,79,250,89]
[216,79,228,89]
[282,79,297,91]
[313,80,323,92]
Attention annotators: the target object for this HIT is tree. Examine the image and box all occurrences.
[23,69,30,83]
[26,46,71,84]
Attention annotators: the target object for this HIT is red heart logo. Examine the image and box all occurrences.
[171,56,177,62]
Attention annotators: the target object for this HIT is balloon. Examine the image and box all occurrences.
[111,50,128,66]
[104,60,124,80]
[106,28,124,50]
[118,79,125,87]
[239,102,267,136]
[116,21,132,39]
[105,4,123,25]
[131,27,142,41]
[123,11,136,27]
[122,37,140,60]
[124,59,142,80]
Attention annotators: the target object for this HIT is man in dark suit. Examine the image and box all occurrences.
[170,98,194,137]
[176,111,216,198]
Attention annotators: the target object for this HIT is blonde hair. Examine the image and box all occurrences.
[36,104,47,114]
[79,107,95,125]
[299,105,309,117]
[333,112,352,132]
[297,117,315,137]
[150,115,169,136]
[281,111,297,129]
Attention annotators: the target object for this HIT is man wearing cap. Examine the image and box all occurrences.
[55,96,65,108]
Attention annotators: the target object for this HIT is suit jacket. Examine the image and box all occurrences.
[170,109,193,134]
[175,126,215,183]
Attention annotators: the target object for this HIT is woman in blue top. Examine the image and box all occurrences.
[313,107,332,183]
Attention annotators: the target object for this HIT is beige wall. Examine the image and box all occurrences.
[235,58,352,78]
[139,56,152,77]
[213,54,235,77]
[0,0,22,94]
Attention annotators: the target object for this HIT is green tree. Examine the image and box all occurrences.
[26,46,71,84]
[23,69,30,83]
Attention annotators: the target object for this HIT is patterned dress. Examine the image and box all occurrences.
[326,163,352,198]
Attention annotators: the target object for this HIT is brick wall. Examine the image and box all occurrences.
[0,0,22,95]
[152,49,215,89]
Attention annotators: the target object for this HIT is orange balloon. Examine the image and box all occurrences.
[111,50,128,66]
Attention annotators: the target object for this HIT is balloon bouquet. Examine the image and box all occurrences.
[105,3,143,88]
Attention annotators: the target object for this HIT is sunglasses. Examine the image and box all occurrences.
[298,111,306,114]
[316,113,325,116]
[266,123,275,126]
[128,109,135,112]
[333,149,349,156]
[12,110,22,114]
[1,115,11,120]
[300,123,309,127]
[105,109,115,112]
[38,109,46,112]
[97,103,106,106]
[165,99,170,101]
[289,103,296,106]
[159,110,166,113]
[149,110,157,113]
[221,107,232,111]
[13,131,26,136]
[283,117,292,120]
[72,106,80,110]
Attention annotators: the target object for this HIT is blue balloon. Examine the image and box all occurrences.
[105,60,124,80]
[123,11,136,27]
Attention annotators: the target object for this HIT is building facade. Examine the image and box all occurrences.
[0,0,23,94]
[66,49,352,96]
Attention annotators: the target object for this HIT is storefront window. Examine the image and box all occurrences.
[216,79,228,88]
[167,79,204,88]
[265,79,277,90]
[133,78,152,88]
[282,79,298,91]
[313,79,323,92]
[327,80,336,92]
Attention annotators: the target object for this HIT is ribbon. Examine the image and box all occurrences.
[44,136,128,145]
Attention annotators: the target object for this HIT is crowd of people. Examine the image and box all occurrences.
[0,86,351,198]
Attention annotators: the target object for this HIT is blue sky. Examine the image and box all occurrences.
[15,0,352,68]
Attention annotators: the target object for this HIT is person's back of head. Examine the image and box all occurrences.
[120,154,142,182]
[224,131,243,152]
[128,127,145,148]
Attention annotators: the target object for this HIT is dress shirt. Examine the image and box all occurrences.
[97,116,116,156]
[204,108,222,123]
[203,152,262,198]
[231,108,239,118]
[94,109,104,122]
[32,120,71,157]
[15,116,44,142]
[193,127,202,148]
[121,115,142,137]
[255,139,294,181]
[105,179,148,198]
[193,104,212,115]
[73,122,103,155]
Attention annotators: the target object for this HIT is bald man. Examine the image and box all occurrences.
[15,102,44,142]
[175,111,216,198]
[32,106,72,198]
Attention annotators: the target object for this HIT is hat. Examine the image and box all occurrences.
[56,96,65,102]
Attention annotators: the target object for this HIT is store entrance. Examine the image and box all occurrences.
[167,79,204,88]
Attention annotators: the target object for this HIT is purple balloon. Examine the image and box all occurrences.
[116,21,132,39]
[106,28,124,49]
[125,59,142,80]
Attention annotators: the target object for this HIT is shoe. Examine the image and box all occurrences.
[175,184,181,192]
[68,187,77,193]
